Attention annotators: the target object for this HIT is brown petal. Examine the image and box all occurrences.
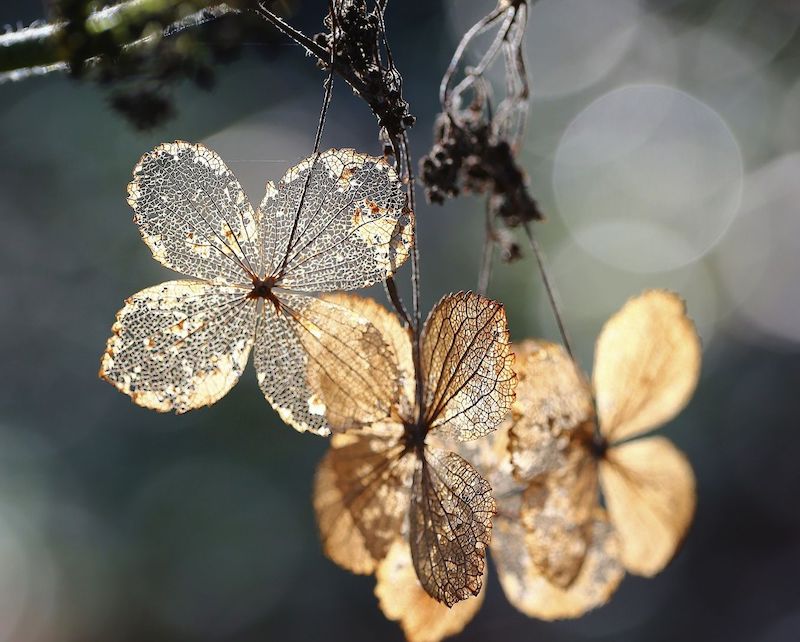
[492,510,624,620]
[600,436,696,577]
[593,290,702,442]
[421,292,516,441]
[409,449,495,606]
[506,339,594,481]
[313,426,414,574]
[255,293,400,435]
[320,293,415,417]
[375,539,485,642]
[520,442,598,589]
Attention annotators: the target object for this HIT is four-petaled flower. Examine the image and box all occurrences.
[312,292,516,606]
[100,142,413,435]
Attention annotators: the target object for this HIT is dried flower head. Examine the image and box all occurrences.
[313,0,415,151]
[420,0,542,263]
[485,289,700,619]
[100,141,413,436]
[312,292,516,606]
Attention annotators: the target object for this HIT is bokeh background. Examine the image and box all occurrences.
[1,0,799,640]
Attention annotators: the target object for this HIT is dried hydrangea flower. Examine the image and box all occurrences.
[311,292,516,607]
[481,289,700,619]
[100,141,413,435]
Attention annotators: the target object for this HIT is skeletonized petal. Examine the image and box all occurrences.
[261,149,413,291]
[443,422,523,501]
[506,340,595,481]
[100,280,255,412]
[421,292,516,442]
[321,293,415,417]
[593,290,702,442]
[128,141,260,284]
[375,539,486,642]
[313,426,414,575]
[492,510,624,621]
[409,449,495,607]
[254,292,398,435]
[599,436,696,577]
[520,442,598,589]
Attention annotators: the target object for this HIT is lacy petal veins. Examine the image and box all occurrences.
[100,141,413,435]
[382,289,700,638]
[311,292,516,607]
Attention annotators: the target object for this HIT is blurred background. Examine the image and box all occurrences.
[1,0,799,640]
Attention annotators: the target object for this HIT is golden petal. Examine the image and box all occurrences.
[520,442,598,589]
[313,426,414,575]
[593,290,701,442]
[492,510,624,620]
[506,339,594,481]
[254,292,400,435]
[320,293,415,417]
[421,292,516,441]
[99,280,255,413]
[599,435,696,577]
[375,539,485,642]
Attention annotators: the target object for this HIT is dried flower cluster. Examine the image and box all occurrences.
[420,0,541,266]
[100,142,413,435]
[98,141,701,641]
[312,0,415,149]
[96,2,702,641]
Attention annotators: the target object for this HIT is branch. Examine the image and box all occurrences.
[0,0,237,83]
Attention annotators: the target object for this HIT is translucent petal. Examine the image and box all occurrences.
[261,149,413,291]
[254,292,398,435]
[375,539,485,642]
[100,280,255,412]
[506,340,595,481]
[313,426,414,575]
[442,423,523,501]
[321,293,415,418]
[593,290,702,442]
[421,292,516,441]
[409,449,495,606]
[128,141,260,284]
[599,436,696,577]
[492,510,624,620]
[520,443,598,589]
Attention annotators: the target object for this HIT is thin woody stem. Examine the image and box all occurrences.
[274,0,337,280]
[254,3,329,61]
[385,276,411,328]
[477,204,495,296]
[523,222,574,360]
[398,130,425,421]
[439,4,506,108]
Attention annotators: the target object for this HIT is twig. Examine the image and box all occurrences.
[275,0,337,280]
[0,0,235,82]
[477,203,496,296]
[385,276,411,328]
[523,222,574,360]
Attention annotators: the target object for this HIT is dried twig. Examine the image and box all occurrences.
[421,0,541,294]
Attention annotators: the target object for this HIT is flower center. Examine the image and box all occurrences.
[402,420,428,455]
[248,275,281,311]
[590,433,608,459]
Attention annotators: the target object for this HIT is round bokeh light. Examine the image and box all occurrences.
[553,84,743,273]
